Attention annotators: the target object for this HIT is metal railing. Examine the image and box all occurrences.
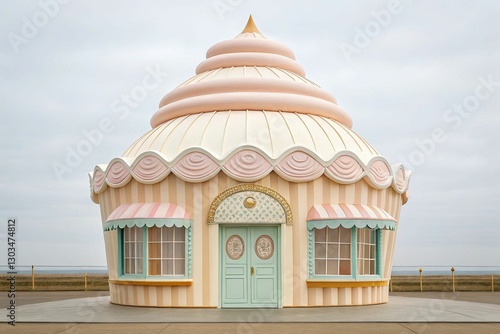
[390,265,500,292]
[2,264,499,292]
[1,265,107,291]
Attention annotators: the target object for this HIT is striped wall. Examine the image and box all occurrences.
[97,171,403,307]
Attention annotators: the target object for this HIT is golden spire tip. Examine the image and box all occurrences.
[241,15,261,34]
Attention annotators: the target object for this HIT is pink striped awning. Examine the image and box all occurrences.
[107,202,189,221]
[307,204,396,230]
[104,203,190,231]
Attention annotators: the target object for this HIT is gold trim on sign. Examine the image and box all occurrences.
[207,183,293,225]
[306,280,389,288]
[109,279,193,286]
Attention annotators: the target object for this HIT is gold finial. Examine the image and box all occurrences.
[241,15,261,34]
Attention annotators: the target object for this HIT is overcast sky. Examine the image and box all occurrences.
[1,0,499,272]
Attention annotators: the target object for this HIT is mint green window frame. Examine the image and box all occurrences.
[113,218,192,279]
[307,220,387,279]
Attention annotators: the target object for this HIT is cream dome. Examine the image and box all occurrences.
[91,16,410,197]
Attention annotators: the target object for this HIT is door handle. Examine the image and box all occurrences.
[251,266,254,276]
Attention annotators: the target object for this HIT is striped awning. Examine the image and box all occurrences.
[103,203,191,231]
[307,204,396,230]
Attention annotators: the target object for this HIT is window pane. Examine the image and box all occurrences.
[164,259,174,275]
[137,258,143,274]
[328,228,339,242]
[149,227,161,242]
[148,242,161,259]
[137,242,143,258]
[124,259,131,274]
[327,260,339,275]
[364,261,370,275]
[315,228,326,242]
[339,227,351,243]
[123,227,143,275]
[370,260,375,274]
[340,244,350,258]
[174,242,185,258]
[166,227,174,241]
[149,259,161,275]
[327,244,338,258]
[175,259,185,275]
[163,242,173,258]
[315,242,326,258]
[146,226,187,276]
[339,260,351,275]
[175,227,185,240]
[315,259,326,275]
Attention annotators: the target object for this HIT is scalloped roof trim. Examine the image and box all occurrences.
[89,149,411,198]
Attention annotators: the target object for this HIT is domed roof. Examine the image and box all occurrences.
[89,16,411,199]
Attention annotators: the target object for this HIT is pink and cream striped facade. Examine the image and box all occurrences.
[90,17,410,308]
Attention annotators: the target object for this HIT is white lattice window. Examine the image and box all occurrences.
[357,228,376,275]
[148,226,186,276]
[123,226,143,275]
[314,226,352,276]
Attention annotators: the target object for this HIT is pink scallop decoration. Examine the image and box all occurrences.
[326,155,364,182]
[131,154,170,183]
[223,150,272,181]
[395,166,405,192]
[106,160,131,186]
[172,152,220,181]
[367,160,392,186]
[275,151,324,182]
[92,168,106,193]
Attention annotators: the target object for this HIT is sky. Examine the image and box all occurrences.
[0,0,499,272]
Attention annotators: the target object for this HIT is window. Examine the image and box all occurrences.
[314,227,351,276]
[309,226,380,278]
[123,226,143,275]
[119,225,191,278]
[148,226,185,276]
[357,228,376,275]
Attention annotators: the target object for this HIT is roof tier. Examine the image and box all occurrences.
[150,16,353,129]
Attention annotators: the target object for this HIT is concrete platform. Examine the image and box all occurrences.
[2,293,500,323]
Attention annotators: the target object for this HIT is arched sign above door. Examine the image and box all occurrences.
[208,184,293,225]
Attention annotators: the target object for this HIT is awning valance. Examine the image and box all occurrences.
[307,204,396,231]
[104,203,191,231]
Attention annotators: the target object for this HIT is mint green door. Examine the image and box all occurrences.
[221,226,279,308]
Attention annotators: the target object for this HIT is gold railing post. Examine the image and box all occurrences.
[390,279,393,292]
[84,272,88,291]
[451,267,455,292]
[31,265,35,290]
[419,268,423,292]
[492,274,495,292]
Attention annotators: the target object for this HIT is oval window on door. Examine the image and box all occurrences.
[255,235,274,260]
[226,235,244,260]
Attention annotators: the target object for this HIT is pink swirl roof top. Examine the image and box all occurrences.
[150,16,353,129]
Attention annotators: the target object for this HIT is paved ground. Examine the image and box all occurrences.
[1,291,499,333]
[3,323,500,334]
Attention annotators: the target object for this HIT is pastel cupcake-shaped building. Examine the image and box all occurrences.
[90,17,410,307]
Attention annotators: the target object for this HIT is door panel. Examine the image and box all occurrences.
[250,226,277,306]
[221,226,278,308]
[222,227,248,305]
